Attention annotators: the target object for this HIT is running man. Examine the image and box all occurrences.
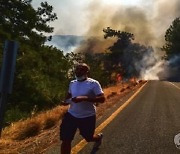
[60,63,105,154]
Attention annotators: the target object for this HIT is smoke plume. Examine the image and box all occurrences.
[45,0,180,80]
[73,0,180,80]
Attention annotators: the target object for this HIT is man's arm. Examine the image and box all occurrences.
[87,93,105,103]
[72,93,105,103]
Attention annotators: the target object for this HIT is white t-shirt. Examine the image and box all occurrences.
[67,78,104,118]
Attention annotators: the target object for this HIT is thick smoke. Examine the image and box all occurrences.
[85,1,156,46]
[46,0,179,80]
[75,36,115,54]
[74,0,180,80]
[152,0,180,46]
[159,55,180,81]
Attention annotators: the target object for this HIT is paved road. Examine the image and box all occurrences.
[79,80,180,154]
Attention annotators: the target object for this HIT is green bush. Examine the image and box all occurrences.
[5,107,29,125]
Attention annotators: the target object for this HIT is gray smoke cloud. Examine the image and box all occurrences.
[84,0,179,46]
[111,7,155,46]
[75,0,180,80]
[75,36,115,54]
[41,0,179,80]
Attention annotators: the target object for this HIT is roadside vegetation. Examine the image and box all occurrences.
[0,80,146,153]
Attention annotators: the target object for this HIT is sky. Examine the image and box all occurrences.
[32,0,150,36]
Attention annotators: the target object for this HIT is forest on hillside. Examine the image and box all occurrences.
[0,0,180,125]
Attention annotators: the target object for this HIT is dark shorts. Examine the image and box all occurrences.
[60,112,96,141]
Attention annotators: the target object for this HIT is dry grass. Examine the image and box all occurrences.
[2,105,68,140]
[96,81,144,118]
[0,80,146,153]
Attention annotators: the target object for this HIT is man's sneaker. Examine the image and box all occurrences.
[93,133,103,148]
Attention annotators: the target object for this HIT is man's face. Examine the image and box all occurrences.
[75,66,88,77]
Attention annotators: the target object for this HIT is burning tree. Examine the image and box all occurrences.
[103,27,153,79]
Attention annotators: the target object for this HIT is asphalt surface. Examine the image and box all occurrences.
[79,80,180,154]
[46,80,180,154]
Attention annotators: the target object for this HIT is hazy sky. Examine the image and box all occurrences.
[32,0,180,46]
[32,0,152,35]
